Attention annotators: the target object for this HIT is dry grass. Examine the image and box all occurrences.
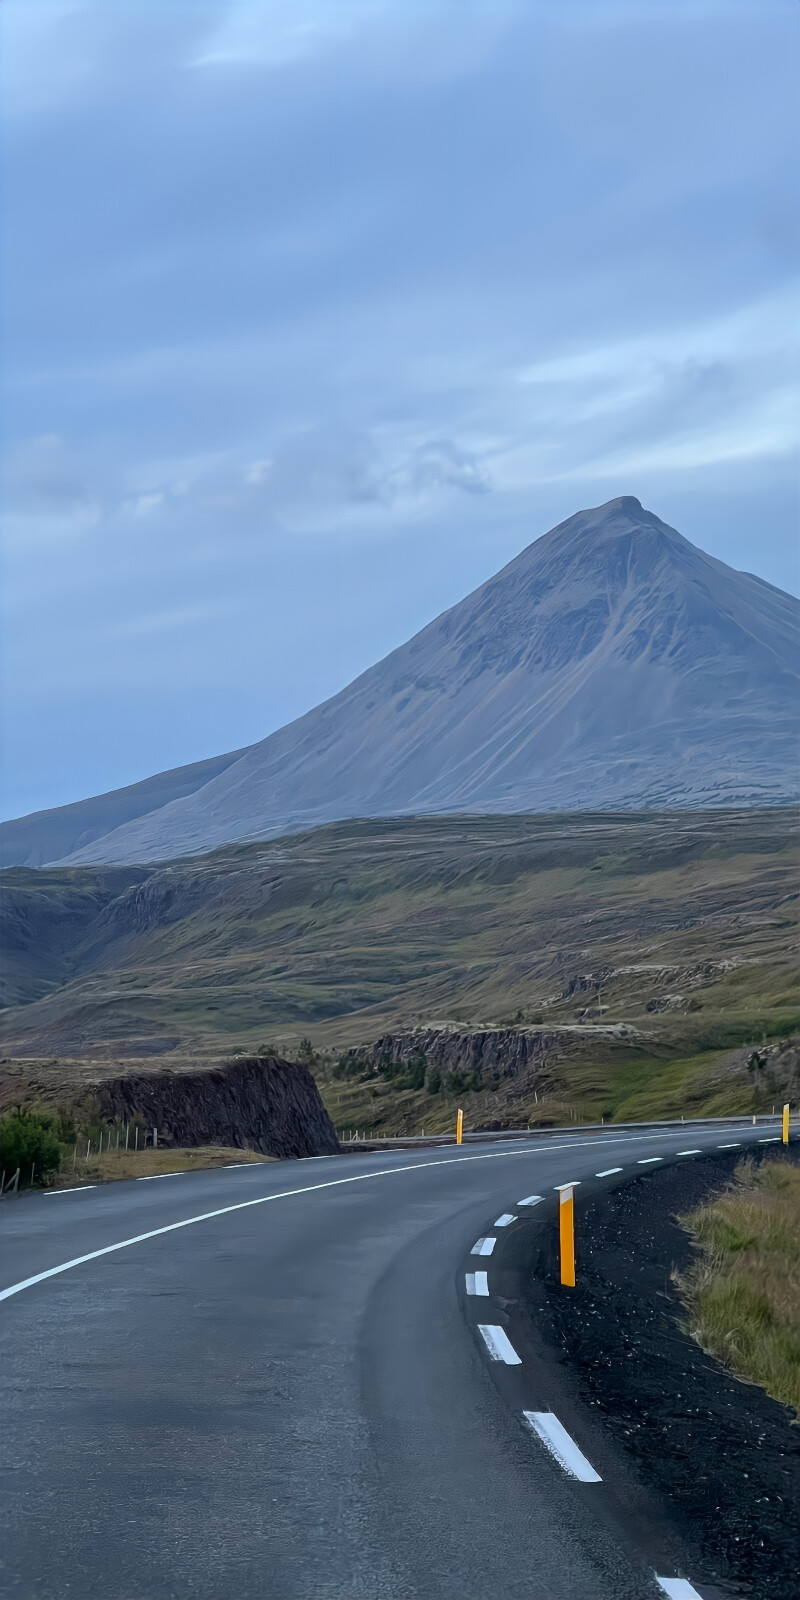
[46,1144,272,1188]
[678,1155,800,1414]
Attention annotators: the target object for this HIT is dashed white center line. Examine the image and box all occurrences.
[518,1194,543,1206]
[676,1150,701,1156]
[717,1143,740,1149]
[494,1213,516,1227]
[523,1412,602,1482]
[595,1167,623,1177]
[471,1237,496,1256]
[478,1325,521,1364]
[759,1137,780,1143]
[44,1185,96,1195]
[466,1271,489,1297]
[637,1157,662,1164]
[136,1173,186,1181]
[655,1578,703,1599]
[554,1181,581,1191]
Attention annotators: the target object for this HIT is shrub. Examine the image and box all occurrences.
[0,1108,63,1187]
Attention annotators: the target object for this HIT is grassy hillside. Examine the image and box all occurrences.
[1,810,797,1132]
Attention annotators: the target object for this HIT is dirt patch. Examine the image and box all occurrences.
[45,1144,272,1188]
[517,1151,800,1600]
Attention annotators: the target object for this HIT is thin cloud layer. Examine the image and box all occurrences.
[1,0,797,817]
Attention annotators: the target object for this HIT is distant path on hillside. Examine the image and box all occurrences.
[0,1123,777,1598]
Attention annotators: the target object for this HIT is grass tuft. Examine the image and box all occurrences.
[678,1156,800,1415]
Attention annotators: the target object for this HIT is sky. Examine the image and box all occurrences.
[2,0,798,820]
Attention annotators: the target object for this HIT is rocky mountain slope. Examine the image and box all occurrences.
[3,496,798,866]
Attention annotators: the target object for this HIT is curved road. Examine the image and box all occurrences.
[0,1122,776,1599]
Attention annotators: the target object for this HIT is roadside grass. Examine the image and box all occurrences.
[45,1145,272,1188]
[678,1156,800,1415]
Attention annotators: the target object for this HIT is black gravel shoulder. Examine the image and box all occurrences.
[513,1149,800,1600]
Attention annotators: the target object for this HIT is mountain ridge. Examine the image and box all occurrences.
[3,496,798,867]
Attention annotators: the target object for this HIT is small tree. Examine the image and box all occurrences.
[0,1108,63,1187]
[297,1038,317,1066]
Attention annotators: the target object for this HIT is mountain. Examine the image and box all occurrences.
[3,497,798,867]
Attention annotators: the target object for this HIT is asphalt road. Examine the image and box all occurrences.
[0,1122,777,1600]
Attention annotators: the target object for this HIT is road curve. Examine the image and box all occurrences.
[0,1123,774,1599]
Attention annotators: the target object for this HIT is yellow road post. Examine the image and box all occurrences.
[782,1103,790,1144]
[559,1185,576,1287]
[455,1108,464,1146]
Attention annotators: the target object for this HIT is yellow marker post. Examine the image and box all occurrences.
[455,1108,464,1146]
[782,1103,790,1145]
[559,1185,576,1287]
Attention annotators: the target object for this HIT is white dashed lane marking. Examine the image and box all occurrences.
[759,1137,780,1144]
[655,1578,703,1599]
[471,1237,496,1256]
[478,1325,521,1364]
[595,1167,622,1177]
[523,1412,602,1482]
[466,1271,489,1297]
[717,1143,740,1149]
[518,1195,543,1206]
[637,1157,662,1165]
[136,1173,186,1181]
[494,1213,516,1227]
[554,1181,580,1191]
[676,1150,701,1156]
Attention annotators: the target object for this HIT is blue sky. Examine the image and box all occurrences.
[2,0,798,819]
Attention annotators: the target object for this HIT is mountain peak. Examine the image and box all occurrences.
[2,501,798,867]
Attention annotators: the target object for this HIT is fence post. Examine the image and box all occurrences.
[782,1103,790,1145]
[455,1108,464,1146]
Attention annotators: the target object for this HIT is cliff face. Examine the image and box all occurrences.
[369,1027,553,1083]
[98,1055,340,1159]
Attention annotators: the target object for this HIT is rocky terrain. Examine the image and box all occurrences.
[0,1054,340,1160]
[3,497,798,867]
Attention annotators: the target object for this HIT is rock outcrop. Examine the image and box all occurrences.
[98,1055,340,1159]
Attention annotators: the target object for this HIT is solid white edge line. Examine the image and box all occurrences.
[523,1412,601,1482]
[655,1577,703,1599]
[466,1271,489,1296]
[478,1325,521,1364]
[595,1167,623,1176]
[494,1213,516,1226]
[0,1130,762,1303]
[637,1157,662,1164]
[518,1194,543,1206]
[44,1186,97,1195]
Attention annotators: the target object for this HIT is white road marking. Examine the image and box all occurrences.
[676,1150,701,1156]
[494,1213,516,1227]
[717,1143,740,1149]
[44,1186,96,1195]
[136,1173,186,1180]
[655,1578,703,1599]
[554,1181,580,1191]
[595,1168,623,1177]
[518,1195,544,1206]
[478,1325,521,1364]
[471,1237,496,1256]
[637,1157,662,1164]
[466,1271,489,1296]
[223,1162,264,1168]
[759,1137,780,1143]
[0,1132,762,1304]
[523,1412,601,1481]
